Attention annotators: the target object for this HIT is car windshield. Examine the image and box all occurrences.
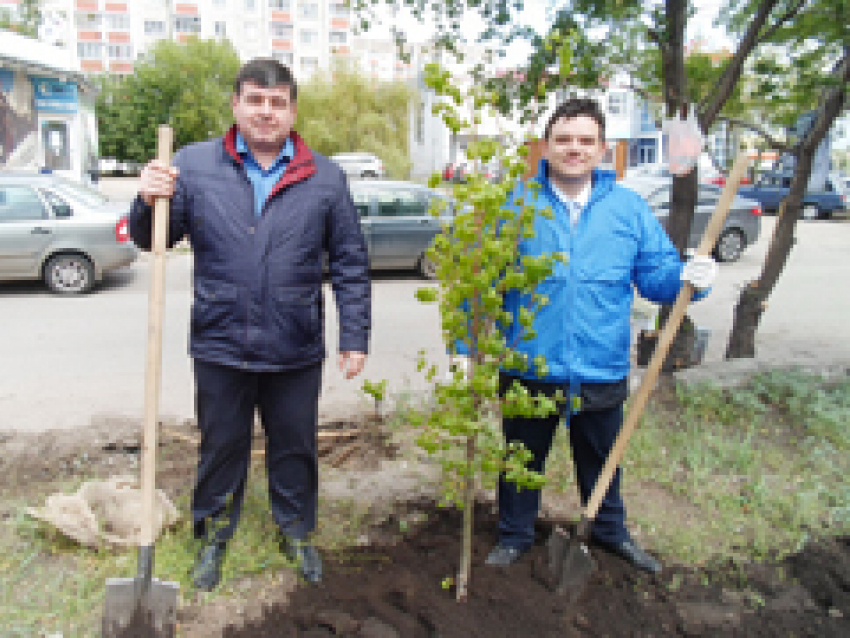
[50,176,109,207]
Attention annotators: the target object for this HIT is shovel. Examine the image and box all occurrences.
[537,151,750,602]
[103,126,180,636]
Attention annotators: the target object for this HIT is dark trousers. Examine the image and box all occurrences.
[497,377,630,550]
[192,359,322,543]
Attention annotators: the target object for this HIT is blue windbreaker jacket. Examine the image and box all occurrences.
[489,159,697,385]
[128,127,371,372]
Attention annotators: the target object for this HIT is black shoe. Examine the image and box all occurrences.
[484,543,527,567]
[282,536,322,583]
[192,542,227,591]
[597,539,661,574]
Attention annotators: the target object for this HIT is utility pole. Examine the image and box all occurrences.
[165,0,174,41]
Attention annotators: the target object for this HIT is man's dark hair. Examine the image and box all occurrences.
[544,98,606,141]
[234,58,297,101]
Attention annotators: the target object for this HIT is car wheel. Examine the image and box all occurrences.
[713,229,744,263]
[362,171,377,179]
[44,254,95,294]
[801,204,819,220]
[417,253,438,280]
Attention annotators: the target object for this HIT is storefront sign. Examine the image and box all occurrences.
[30,76,77,114]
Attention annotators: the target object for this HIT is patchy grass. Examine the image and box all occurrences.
[2,368,848,634]
[0,461,370,636]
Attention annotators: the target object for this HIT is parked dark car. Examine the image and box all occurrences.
[738,172,846,220]
[623,179,762,263]
[349,180,453,278]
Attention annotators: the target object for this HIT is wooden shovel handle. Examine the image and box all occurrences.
[582,151,750,521]
[140,126,173,547]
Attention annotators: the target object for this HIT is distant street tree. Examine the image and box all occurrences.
[95,38,242,164]
[296,61,413,179]
[0,0,40,37]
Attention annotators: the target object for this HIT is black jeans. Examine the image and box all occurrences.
[497,374,631,549]
[192,359,322,543]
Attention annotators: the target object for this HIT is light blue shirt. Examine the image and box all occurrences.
[235,132,294,217]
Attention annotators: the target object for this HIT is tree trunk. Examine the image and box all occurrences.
[456,436,475,602]
[726,49,849,358]
[657,0,695,371]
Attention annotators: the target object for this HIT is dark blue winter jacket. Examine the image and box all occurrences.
[129,126,371,372]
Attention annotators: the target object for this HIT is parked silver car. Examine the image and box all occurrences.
[623,179,762,262]
[331,152,386,179]
[0,172,138,293]
[349,180,452,278]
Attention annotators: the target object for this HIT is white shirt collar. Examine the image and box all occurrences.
[551,179,591,209]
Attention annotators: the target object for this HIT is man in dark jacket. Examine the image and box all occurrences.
[130,58,371,589]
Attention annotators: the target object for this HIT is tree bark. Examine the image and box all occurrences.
[726,48,849,358]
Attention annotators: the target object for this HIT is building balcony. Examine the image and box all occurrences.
[80,59,104,72]
[110,61,134,74]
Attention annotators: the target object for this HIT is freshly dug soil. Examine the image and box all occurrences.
[219,500,849,638]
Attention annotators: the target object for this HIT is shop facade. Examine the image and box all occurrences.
[1,31,98,183]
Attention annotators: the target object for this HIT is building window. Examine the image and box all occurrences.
[174,16,201,34]
[107,44,133,60]
[245,0,257,10]
[270,22,293,38]
[329,2,348,17]
[104,13,130,30]
[329,31,346,44]
[274,51,294,66]
[214,21,226,37]
[77,42,103,59]
[608,91,627,116]
[75,12,101,29]
[300,56,319,74]
[244,21,259,40]
[298,1,319,20]
[269,0,290,8]
[212,0,226,7]
[300,29,318,45]
[144,20,165,35]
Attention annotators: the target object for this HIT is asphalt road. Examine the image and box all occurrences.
[1,178,848,433]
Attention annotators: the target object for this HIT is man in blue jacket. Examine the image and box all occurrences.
[130,58,370,589]
[481,98,716,574]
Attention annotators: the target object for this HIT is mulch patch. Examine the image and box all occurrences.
[220,500,849,637]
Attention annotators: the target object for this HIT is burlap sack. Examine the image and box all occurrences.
[26,475,179,549]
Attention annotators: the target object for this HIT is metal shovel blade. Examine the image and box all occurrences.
[534,524,597,602]
[102,548,179,637]
[102,577,179,637]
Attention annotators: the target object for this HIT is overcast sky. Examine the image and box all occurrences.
[363,0,734,64]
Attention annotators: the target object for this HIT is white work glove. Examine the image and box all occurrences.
[447,356,471,380]
[681,255,718,290]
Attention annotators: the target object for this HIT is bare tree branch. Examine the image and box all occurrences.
[755,0,808,46]
[699,0,780,130]
[716,116,789,151]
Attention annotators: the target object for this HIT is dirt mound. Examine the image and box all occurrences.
[216,501,849,637]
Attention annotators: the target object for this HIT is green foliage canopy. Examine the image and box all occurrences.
[295,61,413,179]
[96,38,241,164]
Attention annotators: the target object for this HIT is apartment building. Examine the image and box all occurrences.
[22,0,390,79]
